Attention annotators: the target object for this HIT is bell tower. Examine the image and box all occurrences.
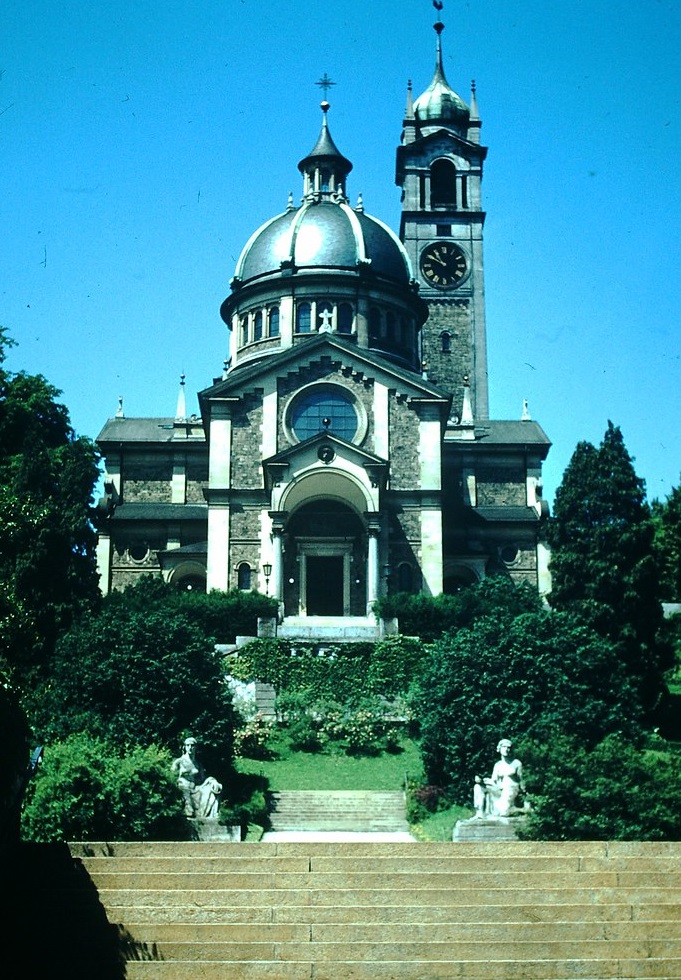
[396,7,488,420]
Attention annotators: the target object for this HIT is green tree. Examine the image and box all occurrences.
[415,607,642,804]
[29,602,235,780]
[518,734,681,841]
[0,328,100,688]
[652,482,681,602]
[547,422,671,713]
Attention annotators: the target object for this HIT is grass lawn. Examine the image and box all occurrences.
[234,729,474,840]
[235,731,424,791]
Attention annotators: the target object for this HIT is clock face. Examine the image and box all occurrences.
[419,241,468,289]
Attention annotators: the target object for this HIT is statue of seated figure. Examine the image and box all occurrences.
[475,738,526,818]
[171,737,222,820]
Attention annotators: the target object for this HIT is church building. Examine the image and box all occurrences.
[95,14,551,616]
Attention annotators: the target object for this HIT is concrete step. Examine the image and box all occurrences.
[268,789,409,833]
[277,616,382,641]
[16,840,681,979]
[121,958,681,980]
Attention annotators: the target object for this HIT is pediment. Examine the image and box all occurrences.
[262,431,389,492]
[396,128,487,168]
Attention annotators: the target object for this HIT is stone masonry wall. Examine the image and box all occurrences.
[476,463,526,506]
[421,300,471,411]
[231,392,264,487]
[122,456,173,503]
[388,394,420,487]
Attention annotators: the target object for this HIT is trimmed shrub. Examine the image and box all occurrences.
[21,734,187,842]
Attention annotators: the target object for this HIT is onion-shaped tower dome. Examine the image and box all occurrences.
[221,101,427,372]
[412,16,470,134]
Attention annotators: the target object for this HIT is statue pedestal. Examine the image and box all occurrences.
[189,818,241,842]
[453,815,527,842]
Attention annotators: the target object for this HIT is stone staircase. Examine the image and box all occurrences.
[267,789,410,834]
[276,616,383,642]
[11,839,681,978]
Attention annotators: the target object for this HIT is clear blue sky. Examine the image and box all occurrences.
[2,0,679,505]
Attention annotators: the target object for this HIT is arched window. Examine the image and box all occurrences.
[253,310,263,341]
[338,303,353,334]
[240,317,249,346]
[237,562,252,590]
[431,159,457,207]
[441,331,452,353]
[268,306,280,337]
[296,302,311,333]
[290,387,358,442]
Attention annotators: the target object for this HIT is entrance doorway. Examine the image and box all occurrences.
[306,555,344,615]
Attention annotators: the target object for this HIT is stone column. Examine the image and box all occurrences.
[366,519,381,614]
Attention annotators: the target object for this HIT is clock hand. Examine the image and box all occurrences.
[429,255,447,266]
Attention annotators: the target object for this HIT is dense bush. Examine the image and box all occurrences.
[29,603,235,780]
[414,608,643,804]
[21,734,187,842]
[518,734,681,840]
[374,576,542,641]
[108,576,278,644]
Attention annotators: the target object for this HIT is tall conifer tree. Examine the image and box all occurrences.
[547,422,671,713]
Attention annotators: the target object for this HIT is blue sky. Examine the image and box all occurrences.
[2,0,679,505]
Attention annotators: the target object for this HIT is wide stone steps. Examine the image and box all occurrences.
[12,841,681,979]
[268,789,409,832]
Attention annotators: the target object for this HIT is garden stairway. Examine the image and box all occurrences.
[10,840,681,979]
[266,789,411,835]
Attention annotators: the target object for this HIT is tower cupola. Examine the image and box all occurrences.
[413,14,469,130]
[297,101,353,202]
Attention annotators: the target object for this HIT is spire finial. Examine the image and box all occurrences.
[316,73,336,99]
[175,371,187,422]
[432,1,446,76]
[116,395,124,419]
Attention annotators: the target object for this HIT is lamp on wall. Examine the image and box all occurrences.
[263,562,272,595]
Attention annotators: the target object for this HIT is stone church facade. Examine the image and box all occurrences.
[96,18,551,614]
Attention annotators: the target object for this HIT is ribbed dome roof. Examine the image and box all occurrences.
[233,200,413,285]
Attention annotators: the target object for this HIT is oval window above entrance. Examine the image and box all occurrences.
[290,386,359,443]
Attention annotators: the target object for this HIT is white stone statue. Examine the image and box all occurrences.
[171,736,222,819]
[477,738,526,818]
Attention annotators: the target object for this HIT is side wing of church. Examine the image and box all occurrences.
[95,17,551,612]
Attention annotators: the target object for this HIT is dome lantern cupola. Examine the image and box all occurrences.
[297,100,353,203]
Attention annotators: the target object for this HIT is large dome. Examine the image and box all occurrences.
[233,199,413,286]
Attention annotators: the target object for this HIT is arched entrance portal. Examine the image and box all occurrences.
[284,500,366,616]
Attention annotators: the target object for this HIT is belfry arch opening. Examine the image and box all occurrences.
[431,159,457,208]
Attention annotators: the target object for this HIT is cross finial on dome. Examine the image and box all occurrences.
[315,73,336,99]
